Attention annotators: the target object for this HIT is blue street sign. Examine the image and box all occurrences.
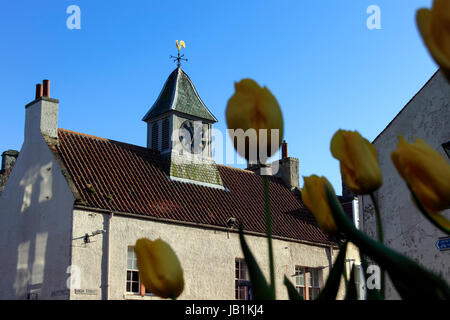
[436,237,450,251]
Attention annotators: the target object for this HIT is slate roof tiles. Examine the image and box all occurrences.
[52,128,337,246]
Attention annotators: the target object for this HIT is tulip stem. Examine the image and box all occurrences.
[263,175,275,297]
[369,193,384,244]
[369,192,384,298]
[326,186,450,300]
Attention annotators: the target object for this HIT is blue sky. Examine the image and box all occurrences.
[0,0,437,194]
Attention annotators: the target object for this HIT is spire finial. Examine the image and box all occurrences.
[170,40,188,68]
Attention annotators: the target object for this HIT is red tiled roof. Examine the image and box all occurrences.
[51,129,336,245]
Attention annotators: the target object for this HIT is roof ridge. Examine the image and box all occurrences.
[177,68,218,122]
[58,128,158,154]
[58,128,109,141]
[216,164,253,173]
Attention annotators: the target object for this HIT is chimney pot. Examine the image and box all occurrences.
[282,140,288,159]
[43,79,50,97]
[35,84,43,100]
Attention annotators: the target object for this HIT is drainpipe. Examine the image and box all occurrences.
[106,212,114,300]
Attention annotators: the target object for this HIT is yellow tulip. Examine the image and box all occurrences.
[226,79,283,163]
[416,0,450,80]
[302,175,338,236]
[330,130,382,195]
[391,136,450,214]
[134,238,184,299]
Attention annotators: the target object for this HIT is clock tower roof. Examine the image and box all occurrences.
[142,67,217,123]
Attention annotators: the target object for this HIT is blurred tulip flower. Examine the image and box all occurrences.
[391,136,450,232]
[416,0,450,80]
[330,130,382,195]
[302,175,339,236]
[226,79,283,164]
[134,238,184,299]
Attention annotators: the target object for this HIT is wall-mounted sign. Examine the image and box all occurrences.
[74,289,99,295]
[51,289,69,297]
[436,237,450,251]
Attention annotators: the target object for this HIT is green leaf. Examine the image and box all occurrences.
[345,265,358,300]
[238,224,275,300]
[262,175,275,294]
[325,185,450,300]
[316,241,348,300]
[283,276,303,300]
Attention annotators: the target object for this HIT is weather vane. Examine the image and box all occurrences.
[170,40,188,67]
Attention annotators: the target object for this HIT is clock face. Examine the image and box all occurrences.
[179,120,207,154]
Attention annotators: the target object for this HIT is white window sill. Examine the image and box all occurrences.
[123,293,157,300]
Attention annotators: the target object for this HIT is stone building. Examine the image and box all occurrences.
[0,68,354,300]
[359,69,450,299]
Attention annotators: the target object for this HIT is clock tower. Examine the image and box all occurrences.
[142,66,224,189]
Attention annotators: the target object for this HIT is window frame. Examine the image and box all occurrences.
[126,246,152,296]
[294,266,306,299]
[294,266,321,300]
[235,258,251,300]
[308,268,321,300]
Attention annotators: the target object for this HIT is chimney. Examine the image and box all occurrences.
[43,79,50,97]
[35,84,43,99]
[1,150,19,173]
[24,80,59,141]
[272,140,299,190]
[282,140,288,159]
[0,150,19,193]
[246,163,272,176]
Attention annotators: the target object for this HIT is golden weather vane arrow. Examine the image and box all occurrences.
[171,40,188,68]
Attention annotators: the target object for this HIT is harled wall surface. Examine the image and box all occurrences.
[359,70,450,299]
[0,133,74,300]
[70,208,348,300]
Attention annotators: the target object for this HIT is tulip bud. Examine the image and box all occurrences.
[226,79,284,164]
[302,175,339,236]
[134,238,184,299]
[330,130,382,195]
[391,136,450,213]
[416,0,450,81]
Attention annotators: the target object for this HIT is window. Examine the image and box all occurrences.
[235,258,251,300]
[442,141,450,159]
[294,266,306,299]
[308,268,321,300]
[126,247,151,295]
[295,266,321,300]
